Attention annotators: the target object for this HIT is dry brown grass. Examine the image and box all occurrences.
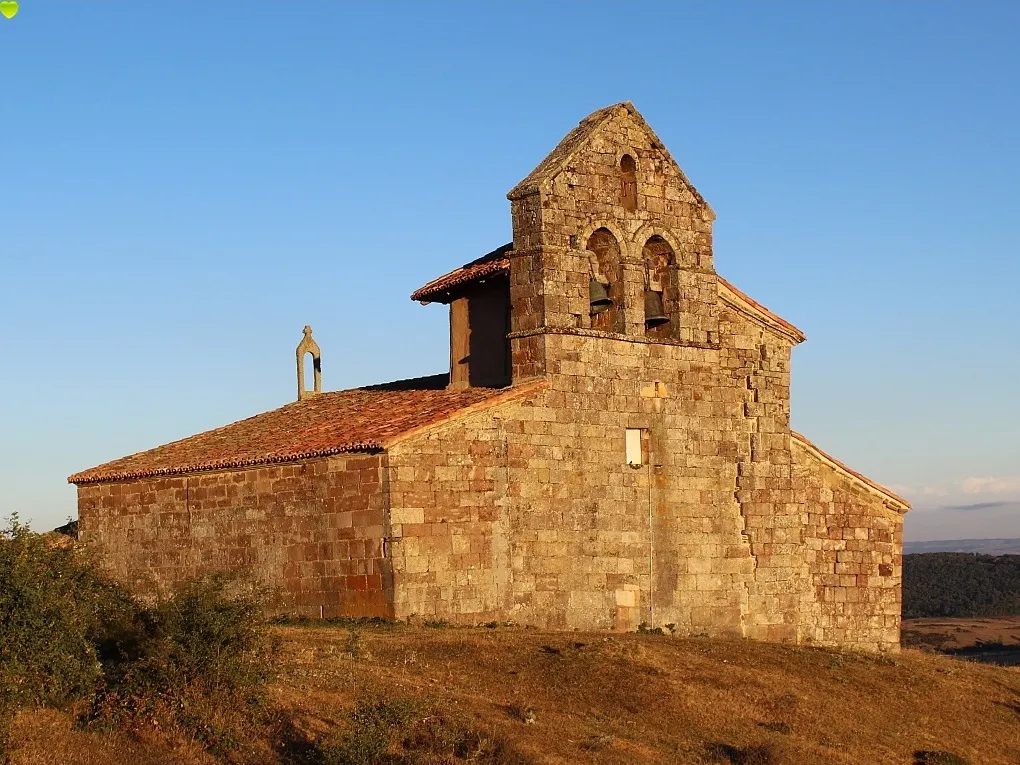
[10,623,1020,764]
[903,615,1020,650]
[8,708,215,765]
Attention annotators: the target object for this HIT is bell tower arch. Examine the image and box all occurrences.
[506,102,720,379]
[296,325,321,401]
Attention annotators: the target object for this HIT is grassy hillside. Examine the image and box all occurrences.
[902,615,1020,653]
[9,622,1020,765]
[904,553,1020,618]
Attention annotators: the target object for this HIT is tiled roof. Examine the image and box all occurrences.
[410,243,512,304]
[791,431,910,511]
[69,376,544,485]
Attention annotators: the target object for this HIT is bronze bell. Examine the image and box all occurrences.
[644,289,669,328]
[589,278,613,314]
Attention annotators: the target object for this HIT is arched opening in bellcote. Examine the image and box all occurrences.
[586,227,624,333]
[295,325,322,401]
[642,235,679,339]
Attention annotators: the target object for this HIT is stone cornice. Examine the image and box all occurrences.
[717,278,806,345]
[508,326,720,351]
[791,432,910,514]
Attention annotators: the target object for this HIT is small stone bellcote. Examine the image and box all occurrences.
[296,325,322,401]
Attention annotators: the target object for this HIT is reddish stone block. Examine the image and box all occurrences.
[346,575,369,592]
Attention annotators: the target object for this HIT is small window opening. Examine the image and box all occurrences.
[620,154,637,211]
[625,428,645,467]
[303,352,315,393]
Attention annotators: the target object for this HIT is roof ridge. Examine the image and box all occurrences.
[717,276,806,343]
[68,377,540,485]
[506,104,620,200]
[791,431,910,511]
[410,242,512,304]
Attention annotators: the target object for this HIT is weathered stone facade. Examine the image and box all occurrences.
[72,103,907,651]
[77,455,391,617]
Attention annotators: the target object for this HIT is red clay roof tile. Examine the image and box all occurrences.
[410,243,511,304]
[69,375,540,485]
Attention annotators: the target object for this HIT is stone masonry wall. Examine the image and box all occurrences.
[490,102,903,646]
[717,305,814,643]
[386,406,518,623]
[391,314,900,644]
[76,454,390,618]
[793,441,904,651]
[527,334,756,634]
[389,331,765,635]
[495,104,809,637]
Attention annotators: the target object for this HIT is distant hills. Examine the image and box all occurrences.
[903,552,1020,618]
[905,538,1020,555]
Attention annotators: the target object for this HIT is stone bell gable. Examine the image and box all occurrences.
[506,102,719,360]
[72,102,909,652]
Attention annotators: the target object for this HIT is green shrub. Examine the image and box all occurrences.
[317,699,420,765]
[137,572,271,695]
[0,516,275,760]
[0,514,133,711]
[88,571,276,757]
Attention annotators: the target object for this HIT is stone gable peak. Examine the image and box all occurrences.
[506,101,715,221]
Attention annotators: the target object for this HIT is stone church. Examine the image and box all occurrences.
[70,103,908,651]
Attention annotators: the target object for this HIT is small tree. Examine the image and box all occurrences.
[0,516,275,760]
[0,514,133,710]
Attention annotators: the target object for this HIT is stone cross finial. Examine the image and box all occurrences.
[296,325,322,401]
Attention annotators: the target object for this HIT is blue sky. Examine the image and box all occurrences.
[1,2,1017,539]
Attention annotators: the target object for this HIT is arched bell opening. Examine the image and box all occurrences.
[642,236,678,339]
[620,154,638,212]
[586,227,624,333]
[302,352,316,393]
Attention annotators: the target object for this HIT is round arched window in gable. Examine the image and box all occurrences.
[620,154,638,212]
